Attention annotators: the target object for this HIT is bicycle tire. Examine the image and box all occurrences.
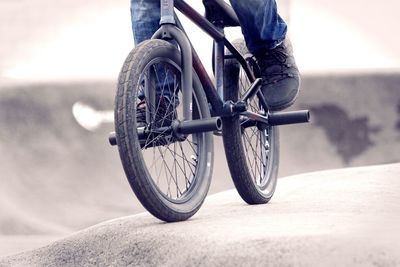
[222,39,279,204]
[115,39,213,222]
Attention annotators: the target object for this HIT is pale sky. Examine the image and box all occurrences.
[1,0,399,84]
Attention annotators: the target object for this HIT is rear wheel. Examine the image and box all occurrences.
[115,39,213,222]
[222,39,279,204]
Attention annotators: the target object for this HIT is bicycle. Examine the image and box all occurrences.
[109,0,309,222]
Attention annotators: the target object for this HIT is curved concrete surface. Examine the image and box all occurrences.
[0,73,399,256]
[0,82,138,234]
[1,164,399,266]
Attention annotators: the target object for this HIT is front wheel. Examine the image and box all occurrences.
[115,39,213,222]
[222,39,279,204]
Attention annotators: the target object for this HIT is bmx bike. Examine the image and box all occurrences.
[109,0,309,222]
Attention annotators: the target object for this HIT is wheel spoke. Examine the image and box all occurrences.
[132,59,205,201]
[165,144,192,195]
[238,61,272,188]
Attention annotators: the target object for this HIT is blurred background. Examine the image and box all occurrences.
[1,0,399,257]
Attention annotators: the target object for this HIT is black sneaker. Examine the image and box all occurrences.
[136,95,177,129]
[255,38,300,111]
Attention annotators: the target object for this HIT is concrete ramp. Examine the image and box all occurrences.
[0,82,137,234]
[1,164,399,266]
[0,73,399,256]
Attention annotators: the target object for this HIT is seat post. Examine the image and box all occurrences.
[160,0,176,25]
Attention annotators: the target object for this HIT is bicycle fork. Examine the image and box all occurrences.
[109,0,310,147]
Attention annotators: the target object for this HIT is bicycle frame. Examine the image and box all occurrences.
[152,0,309,130]
[110,0,309,146]
[152,0,261,117]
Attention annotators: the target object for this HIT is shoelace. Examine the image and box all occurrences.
[264,47,288,64]
[255,46,296,85]
[136,100,147,125]
[136,97,177,147]
[136,97,176,128]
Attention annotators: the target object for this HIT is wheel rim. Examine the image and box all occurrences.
[238,67,276,195]
[134,58,206,203]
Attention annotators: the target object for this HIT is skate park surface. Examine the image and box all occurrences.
[1,0,400,264]
[1,164,399,266]
[0,73,400,263]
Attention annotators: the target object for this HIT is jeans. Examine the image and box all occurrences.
[130,0,287,53]
[130,0,287,100]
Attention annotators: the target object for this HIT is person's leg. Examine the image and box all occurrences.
[229,0,299,111]
[130,0,160,45]
[229,0,287,54]
[131,0,178,107]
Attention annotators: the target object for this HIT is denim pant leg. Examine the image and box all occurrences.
[131,0,286,52]
[229,0,287,54]
[130,0,160,45]
[131,0,178,102]
[130,0,287,99]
